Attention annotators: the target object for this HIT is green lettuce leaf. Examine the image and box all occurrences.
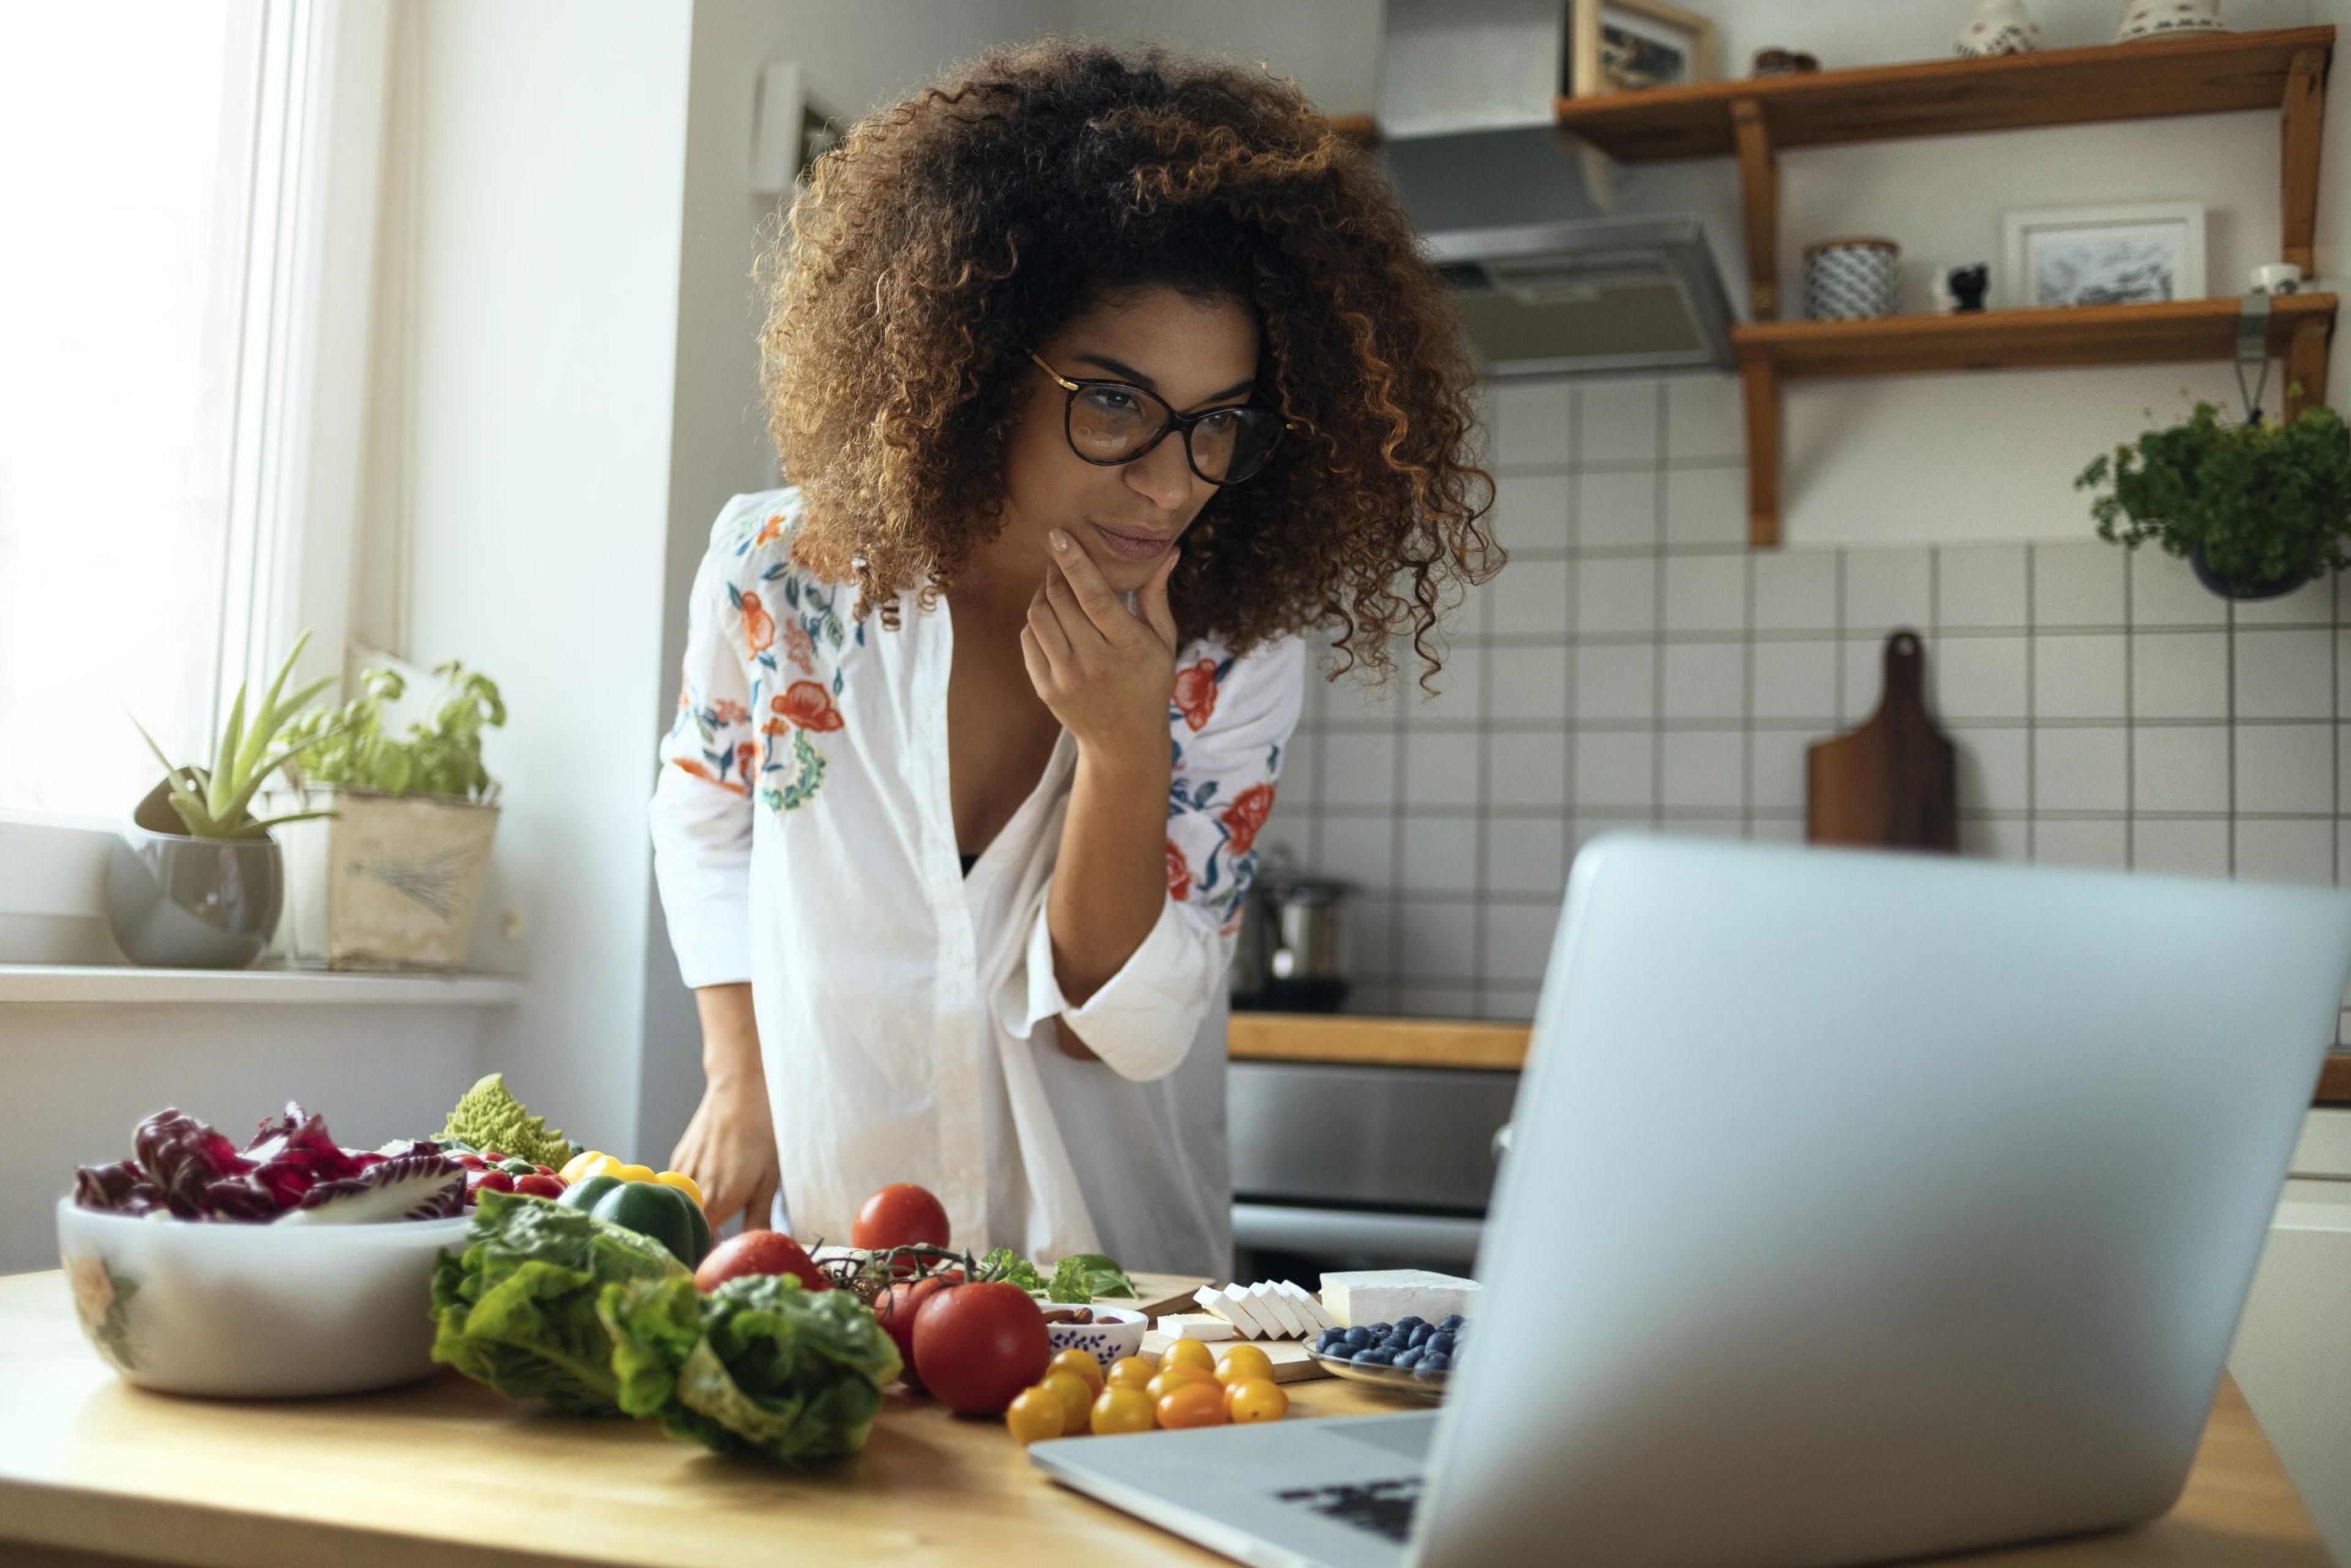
[981,1247,1046,1292]
[429,1189,686,1414]
[599,1273,902,1466]
[1046,1252,1137,1304]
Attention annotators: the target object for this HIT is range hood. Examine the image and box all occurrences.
[1375,0,1745,376]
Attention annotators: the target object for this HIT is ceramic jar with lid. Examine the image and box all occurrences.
[1804,237,1902,321]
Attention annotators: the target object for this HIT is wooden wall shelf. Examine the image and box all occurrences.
[1551,26,2336,162]
[1735,295,2337,380]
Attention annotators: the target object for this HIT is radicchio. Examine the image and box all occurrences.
[73,1104,461,1224]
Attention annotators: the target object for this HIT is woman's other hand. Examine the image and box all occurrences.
[668,982,781,1230]
[1021,528,1179,760]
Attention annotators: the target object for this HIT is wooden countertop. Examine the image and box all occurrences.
[1231,1013,2351,1105]
[0,1271,2327,1567]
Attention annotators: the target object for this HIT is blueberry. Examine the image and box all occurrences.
[1393,1315,1426,1334]
[1408,1324,1432,1348]
[1367,1322,1393,1338]
[1420,1352,1450,1373]
[1316,1329,1345,1352]
[1343,1326,1373,1349]
[1437,1313,1464,1333]
[1394,1346,1424,1369]
[1354,1348,1396,1367]
[1383,1332,1411,1351]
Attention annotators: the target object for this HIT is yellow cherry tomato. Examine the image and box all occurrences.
[652,1169,703,1207]
[1226,1377,1289,1424]
[1090,1386,1155,1435]
[1163,1338,1217,1375]
[1046,1348,1106,1392]
[1040,1370,1095,1433]
[612,1163,658,1184]
[1215,1343,1275,1386]
[1156,1380,1229,1430]
[1146,1365,1215,1405]
[1104,1356,1156,1391]
[1005,1386,1065,1445]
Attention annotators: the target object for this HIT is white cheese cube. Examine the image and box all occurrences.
[1221,1283,1280,1338]
[1196,1286,1265,1337]
[1277,1279,1338,1332]
[1247,1281,1308,1338]
[1319,1269,1482,1330]
[1156,1313,1237,1341]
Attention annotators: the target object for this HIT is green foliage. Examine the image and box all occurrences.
[129,629,345,841]
[283,660,506,802]
[599,1273,901,1466]
[2077,400,2351,596]
[428,1189,688,1416]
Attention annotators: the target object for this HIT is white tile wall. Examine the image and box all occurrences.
[1257,373,2349,1025]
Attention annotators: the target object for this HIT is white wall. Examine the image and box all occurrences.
[1067,0,1385,115]
[392,0,695,1155]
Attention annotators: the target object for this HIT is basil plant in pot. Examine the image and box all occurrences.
[268,661,507,972]
[2077,400,2351,601]
[108,632,342,969]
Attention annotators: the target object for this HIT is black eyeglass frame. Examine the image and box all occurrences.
[1029,351,1292,486]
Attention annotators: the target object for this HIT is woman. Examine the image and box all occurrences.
[650,40,1494,1278]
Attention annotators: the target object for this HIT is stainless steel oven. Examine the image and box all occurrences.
[1226,1058,1518,1279]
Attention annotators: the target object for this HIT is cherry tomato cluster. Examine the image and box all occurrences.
[453,1149,565,1202]
[1005,1339,1291,1444]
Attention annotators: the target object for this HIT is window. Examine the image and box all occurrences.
[0,2,332,823]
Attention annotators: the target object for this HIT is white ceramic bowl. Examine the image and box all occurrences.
[1044,1306,1147,1375]
[56,1196,470,1397]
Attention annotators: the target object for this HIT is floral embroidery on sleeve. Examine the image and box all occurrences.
[1164,647,1289,935]
[1166,840,1193,902]
[1172,658,1224,732]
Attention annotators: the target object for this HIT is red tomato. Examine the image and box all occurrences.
[471,1169,515,1196]
[512,1173,564,1199]
[694,1230,828,1294]
[876,1274,956,1389]
[911,1281,1051,1416]
[852,1183,951,1251]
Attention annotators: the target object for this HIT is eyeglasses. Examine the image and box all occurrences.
[1029,352,1289,486]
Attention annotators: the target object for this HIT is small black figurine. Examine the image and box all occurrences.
[1947,264,1990,312]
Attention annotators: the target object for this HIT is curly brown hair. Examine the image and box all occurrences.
[760,39,1498,681]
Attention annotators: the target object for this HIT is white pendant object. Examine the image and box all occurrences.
[1957,0,2042,56]
[2117,0,2226,41]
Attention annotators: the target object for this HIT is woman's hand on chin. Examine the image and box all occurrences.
[1021,527,1180,767]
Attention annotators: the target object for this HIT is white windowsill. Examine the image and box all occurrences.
[0,964,525,1006]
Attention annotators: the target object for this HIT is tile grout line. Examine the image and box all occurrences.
[1649,382,1668,830]
[2123,549,2136,869]
[2024,546,2037,862]
[2225,596,2238,877]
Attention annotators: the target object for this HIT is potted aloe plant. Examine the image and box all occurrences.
[108,632,341,969]
[2077,399,2351,600]
[268,659,506,972]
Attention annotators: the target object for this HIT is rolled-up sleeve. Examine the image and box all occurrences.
[1006,634,1307,1081]
[648,500,762,989]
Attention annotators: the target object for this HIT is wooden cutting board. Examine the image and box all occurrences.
[1140,1330,1334,1383]
[1807,628,1957,851]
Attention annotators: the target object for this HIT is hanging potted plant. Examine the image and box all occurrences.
[2076,399,2351,600]
[269,660,506,972]
[108,632,342,969]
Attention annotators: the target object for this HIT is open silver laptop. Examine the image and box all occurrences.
[1030,833,2351,1568]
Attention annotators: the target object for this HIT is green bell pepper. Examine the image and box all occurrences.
[558,1174,711,1268]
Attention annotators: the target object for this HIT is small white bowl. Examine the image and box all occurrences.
[1044,1306,1147,1375]
[56,1196,470,1397]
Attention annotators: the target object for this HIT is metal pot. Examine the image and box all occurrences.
[1231,848,1353,1012]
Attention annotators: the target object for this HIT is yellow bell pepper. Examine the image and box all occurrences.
[653,1169,704,1208]
[560,1150,619,1183]
[612,1163,658,1184]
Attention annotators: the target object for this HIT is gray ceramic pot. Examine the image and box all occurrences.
[105,781,284,969]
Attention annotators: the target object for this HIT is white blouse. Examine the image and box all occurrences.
[648,489,1305,1277]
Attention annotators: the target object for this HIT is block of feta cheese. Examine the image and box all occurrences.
[1275,1279,1338,1333]
[1196,1284,1278,1339]
[1246,1282,1308,1338]
[1319,1270,1482,1330]
[1155,1313,1237,1341]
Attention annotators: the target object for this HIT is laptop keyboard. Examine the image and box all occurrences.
[1272,1477,1423,1544]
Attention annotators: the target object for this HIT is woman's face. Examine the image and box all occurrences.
[997,285,1263,597]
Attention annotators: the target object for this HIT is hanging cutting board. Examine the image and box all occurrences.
[1806,629,1957,851]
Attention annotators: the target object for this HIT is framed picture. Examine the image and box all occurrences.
[1562,0,1719,98]
[2000,203,2207,309]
